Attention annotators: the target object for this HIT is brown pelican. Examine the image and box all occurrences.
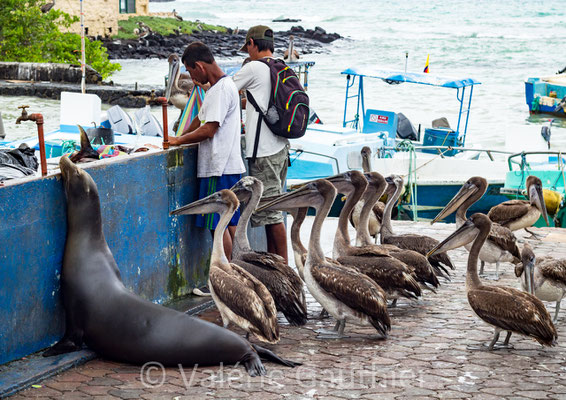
[327,171,422,304]
[381,175,454,279]
[40,0,55,13]
[258,179,391,338]
[172,189,279,343]
[230,177,307,326]
[428,213,557,350]
[487,175,549,237]
[165,54,195,111]
[516,243,566,323]
[349,146,384,244]
[283,35,300,62]
[357,172,440,291]
[432,176,521,280]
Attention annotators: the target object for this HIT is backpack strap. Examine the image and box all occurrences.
[246,90,266,163]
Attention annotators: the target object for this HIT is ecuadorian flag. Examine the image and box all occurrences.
[423,54,430,73]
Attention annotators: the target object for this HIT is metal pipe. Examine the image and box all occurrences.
[157,97,169,149]
[34,114,47,176]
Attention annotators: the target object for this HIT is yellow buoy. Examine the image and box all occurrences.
[543,189,562,215]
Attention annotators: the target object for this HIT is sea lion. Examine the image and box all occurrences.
[44,156,299,376]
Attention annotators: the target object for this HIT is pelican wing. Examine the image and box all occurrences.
[488,223,521,261]
[346,245,390,257]
[209,264,278,342]
[488,200,530,226]
[337,255,421,299]
[383,234,455,270]
[538,258,566,285]
[311,263,391,335]
[238,251,286,271]
[233,255,307,326]
[468,285,557,346]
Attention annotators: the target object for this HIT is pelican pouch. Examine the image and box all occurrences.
[247,58,309,162]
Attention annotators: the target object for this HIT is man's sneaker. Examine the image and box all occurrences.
[192,286,212,297]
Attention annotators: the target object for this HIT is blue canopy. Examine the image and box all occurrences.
[341,67,480,88]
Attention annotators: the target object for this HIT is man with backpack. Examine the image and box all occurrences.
[233,25,309,264]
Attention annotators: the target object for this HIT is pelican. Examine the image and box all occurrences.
[283,35,300,62]
[328,171,422,304]
[171,190,279,343]
[431,176,521,280]
[258,179,391,338]
[381,175,454,279]
[165,54,194,111]
[487,175,549,237]
[428,213,557,350]
[40,0,55,13]
[349,146,384,244]
[230,177,307,326]
[356,172,439,291]
[516,244,566,323]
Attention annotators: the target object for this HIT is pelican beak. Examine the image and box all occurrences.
[524,258,535,295]
[426,219,478,258]
[256,181,322,212]
[165,55,181,101]
[529,182,549,226]
[431,182,478,225]
[325,172,352,194]
[171,191,224,216]
[229,181,251,203]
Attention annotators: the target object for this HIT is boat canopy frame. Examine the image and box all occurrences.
[341,67,481,146]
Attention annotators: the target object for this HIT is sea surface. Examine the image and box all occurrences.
[2,0,566,154]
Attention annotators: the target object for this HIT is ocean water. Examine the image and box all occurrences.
[3,0,566,153]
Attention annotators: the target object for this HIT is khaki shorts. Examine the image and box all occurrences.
[249,145,289,227]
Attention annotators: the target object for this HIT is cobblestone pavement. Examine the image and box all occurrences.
[10,220,566,399]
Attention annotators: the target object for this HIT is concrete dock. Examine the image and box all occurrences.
[7,218,566,399]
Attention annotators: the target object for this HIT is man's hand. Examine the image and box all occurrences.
[168,136,180,146]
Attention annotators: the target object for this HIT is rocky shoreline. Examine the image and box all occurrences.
[101,26,342,60]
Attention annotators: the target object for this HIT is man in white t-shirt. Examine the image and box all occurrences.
[170,41,245,260]
[233,25,289,263]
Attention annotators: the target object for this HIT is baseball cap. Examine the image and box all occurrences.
[239,25,274,52]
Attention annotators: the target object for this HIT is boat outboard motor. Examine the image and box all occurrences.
[396,112,419,141]
[107,105,135,135]
[541,119,553,149]
[134,105,163,137]
[553,96,566,113]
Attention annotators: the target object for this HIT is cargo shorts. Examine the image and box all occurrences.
[249,145,289,227]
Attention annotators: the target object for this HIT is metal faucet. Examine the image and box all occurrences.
[15,105,30,124]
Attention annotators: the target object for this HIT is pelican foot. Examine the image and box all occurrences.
[315,329,349,339]
[311,309,330,320]
[524,228,543,241]
[466,343,514,351]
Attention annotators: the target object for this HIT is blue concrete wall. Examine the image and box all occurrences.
[0,146,268,365]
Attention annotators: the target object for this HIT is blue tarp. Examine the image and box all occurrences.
[341,67,481,88]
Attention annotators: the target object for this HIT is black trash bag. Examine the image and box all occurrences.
[397,113,419,141]
[0,163,36,182]
[0,143,38,182]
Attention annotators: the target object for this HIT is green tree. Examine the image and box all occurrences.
[0,0,120,79]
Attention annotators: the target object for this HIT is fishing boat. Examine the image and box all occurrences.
[500,151,566,227]
[287,66,510,220]
[525,73,566,118]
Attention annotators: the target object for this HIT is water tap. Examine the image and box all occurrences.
[15,105,30,124]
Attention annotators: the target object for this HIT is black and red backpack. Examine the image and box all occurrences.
[246,57,309,161]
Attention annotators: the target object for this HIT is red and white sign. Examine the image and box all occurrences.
[369,114,389,124]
